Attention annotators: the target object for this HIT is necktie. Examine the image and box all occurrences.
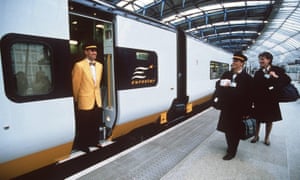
[232,73,237,82]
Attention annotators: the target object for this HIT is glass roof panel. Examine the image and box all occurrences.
[134,0,155,7]
[116,0,128,7]
[286,20,300,30]
[272,45,287,54]
[271,33,289,41]
[116,0,157,11]
[262,41,276,48]
[286,38,300,48]
[161,1,274,24]
[280,26,298,34]
[181,9,202,16]
[111,0,300,64]
[267,19,284,28]
[222,1,276,8]
[245,0,300,64]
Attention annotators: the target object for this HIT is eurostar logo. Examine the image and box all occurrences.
[131,64,156,85]
[131,64,153,80]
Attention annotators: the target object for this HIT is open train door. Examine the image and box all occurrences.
[100,23,117,144]
[69,1,117,147]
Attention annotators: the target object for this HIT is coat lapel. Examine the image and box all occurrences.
[95,63,102,86]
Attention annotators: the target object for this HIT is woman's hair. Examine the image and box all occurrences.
[258,51,273,64]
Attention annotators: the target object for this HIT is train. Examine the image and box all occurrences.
[0,0,232,179]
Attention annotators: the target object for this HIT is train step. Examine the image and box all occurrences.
[99,140,115,147]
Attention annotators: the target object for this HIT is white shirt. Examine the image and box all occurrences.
[88,60,96,85]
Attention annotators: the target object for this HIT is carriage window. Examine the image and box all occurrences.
[11,43,52,96]
[210,61,229,79]
[136,52,149,61]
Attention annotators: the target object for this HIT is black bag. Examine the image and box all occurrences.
[212,90,221,110]
[278,83,300,102]
[240,118,256,140]
[212,80,222,110]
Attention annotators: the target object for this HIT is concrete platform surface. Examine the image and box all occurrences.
[67,82,300,180]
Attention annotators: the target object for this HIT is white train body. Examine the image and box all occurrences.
[0,0,231,179]
[115,16,177,125]
[187,37,232,101]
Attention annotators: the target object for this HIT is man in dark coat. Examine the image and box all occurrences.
[251,51,291,146]
[216,52,253,160]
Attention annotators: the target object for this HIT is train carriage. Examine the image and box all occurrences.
[0,0,231,179]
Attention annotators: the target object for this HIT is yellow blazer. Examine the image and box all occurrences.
[72,58,103,110]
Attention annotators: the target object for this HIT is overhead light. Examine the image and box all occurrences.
[96,24,104,29]
[69,40,78,45]
[186,20,264,32]
[93,0,116,9]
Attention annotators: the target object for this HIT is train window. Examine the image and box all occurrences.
[11,43,53,96]
[115,47,158,90]
[210,61,229,79]
[136,52,149,61]
[1,33,72,103]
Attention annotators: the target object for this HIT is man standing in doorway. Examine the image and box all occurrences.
[72,42,103,152]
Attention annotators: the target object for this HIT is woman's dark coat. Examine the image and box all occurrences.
[253,65,291,122]
[216,70,254,137]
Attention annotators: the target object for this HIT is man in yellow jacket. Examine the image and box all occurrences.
[72,42,103,152]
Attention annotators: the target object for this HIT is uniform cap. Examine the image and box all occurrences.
[232,52,247,62]
[83,42,98,50]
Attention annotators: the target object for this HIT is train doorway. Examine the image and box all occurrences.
[69,7,117,147]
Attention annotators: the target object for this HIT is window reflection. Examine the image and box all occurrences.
[210,61,229,79]
[11,43,52,96]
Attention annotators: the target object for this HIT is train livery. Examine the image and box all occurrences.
[0,0,231,179]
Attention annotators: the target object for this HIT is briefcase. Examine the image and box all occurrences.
[240,118,256,140]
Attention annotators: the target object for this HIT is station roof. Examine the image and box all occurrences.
[106,0,299,65]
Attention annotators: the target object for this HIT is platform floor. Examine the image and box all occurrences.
[163,101,300,180]
[67,83,300,180]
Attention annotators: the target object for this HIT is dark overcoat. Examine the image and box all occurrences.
[253,66,290,122]
[216,70,253,136]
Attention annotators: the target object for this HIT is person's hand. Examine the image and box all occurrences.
[269,71,279,78]
[220,79,231,87]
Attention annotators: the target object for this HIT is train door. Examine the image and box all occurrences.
[69,4,117,145]
[167,29,189,120]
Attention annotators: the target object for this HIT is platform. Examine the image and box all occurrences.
[67,83,300,180]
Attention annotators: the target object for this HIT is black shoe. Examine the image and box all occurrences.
[250,136,259,143]
[264,140,270,146]
[222,153,235,160]
[91,144,102,148]
[79,147,90,153]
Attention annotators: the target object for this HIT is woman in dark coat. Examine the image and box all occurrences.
[251,51,290,146]
[216,52,253,160]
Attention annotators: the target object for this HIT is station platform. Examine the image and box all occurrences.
[67,83,300,180]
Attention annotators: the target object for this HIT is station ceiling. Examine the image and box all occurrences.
[106,0,300,66]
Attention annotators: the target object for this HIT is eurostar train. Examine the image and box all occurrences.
[0,0,232,179]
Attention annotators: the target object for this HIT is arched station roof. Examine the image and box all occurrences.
[107,0,300,65]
